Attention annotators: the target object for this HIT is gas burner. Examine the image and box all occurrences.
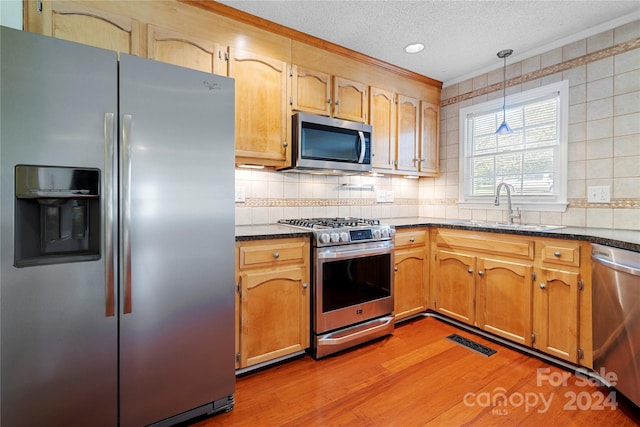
[278,217,394,247]
[278,217,381,229]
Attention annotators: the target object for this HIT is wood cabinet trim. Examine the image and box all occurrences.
[435,230,534,260]
[179,0,442,88]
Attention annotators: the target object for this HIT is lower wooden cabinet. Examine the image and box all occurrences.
[532,239,591,366]
[432,228,591,366]
[476,257,533,346]
[433,249,476,324]
[533,267,579,361]
[235,238,310,369]
[393,229,428,320]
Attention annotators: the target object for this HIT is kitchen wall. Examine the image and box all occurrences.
[423,20,640,230]
[236,20,639,229]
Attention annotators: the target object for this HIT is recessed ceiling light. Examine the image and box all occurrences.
[404,43,424,54]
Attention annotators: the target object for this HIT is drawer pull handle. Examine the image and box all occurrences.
[409,237,415,243]
[478,271,484,277]
[554,251,561,257]
[467,268,473,274]
[539,283,546,290]
[302,282,308,289]
[273,252,280,259]
[394,266,398,272]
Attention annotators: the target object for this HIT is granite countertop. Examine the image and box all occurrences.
[235,224,313,241]
[236,217,640,252]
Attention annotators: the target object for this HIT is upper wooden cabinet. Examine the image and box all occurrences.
[290,65,332,116]
[229,48,291,167]
[333,77,368,122]
[24,1,141,55]
[369,87,396,171]
[396,94,420,173]
[147,25,228,76]
[369,91,440,177]
[419,101,440,176]
[291,67,368,123]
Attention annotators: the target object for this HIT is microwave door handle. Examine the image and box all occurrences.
[357,131,366,163]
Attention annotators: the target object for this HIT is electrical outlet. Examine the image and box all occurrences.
[235,186,246,202]
[376,190,394,203]
[587,185,610,203]
[385,190,395,203]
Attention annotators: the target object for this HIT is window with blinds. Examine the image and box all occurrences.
[459,80,569,211]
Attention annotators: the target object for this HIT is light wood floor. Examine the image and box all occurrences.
[191,317,640,426]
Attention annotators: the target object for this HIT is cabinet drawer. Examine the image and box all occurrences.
[238,241,307,269]
[395,229,427,247]
[539,241,580,267]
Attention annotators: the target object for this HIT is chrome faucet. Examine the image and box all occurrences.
[495,183,521,224]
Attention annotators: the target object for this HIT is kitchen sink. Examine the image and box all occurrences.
[444,220,565,231]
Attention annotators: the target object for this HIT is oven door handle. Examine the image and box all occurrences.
[317,245,392,260]
[318,316,394,345]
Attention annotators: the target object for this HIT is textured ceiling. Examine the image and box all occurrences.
[217,0,640,86]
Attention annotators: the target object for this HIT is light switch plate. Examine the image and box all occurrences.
[587,185,610,203]
[376,190,394,203]
[235,186,246,202]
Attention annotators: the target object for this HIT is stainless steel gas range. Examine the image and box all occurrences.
[278,217,395,358]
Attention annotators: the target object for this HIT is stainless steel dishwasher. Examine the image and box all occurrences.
[592,244,640,407]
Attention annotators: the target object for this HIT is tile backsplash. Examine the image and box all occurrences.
[236,20,639,231]
[235,170,420,225]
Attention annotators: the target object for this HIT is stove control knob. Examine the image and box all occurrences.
[381,228,389,238]
[373,229,382,239]
[319,233,331,244]
[330,233,340,243]
[340,232,349,242]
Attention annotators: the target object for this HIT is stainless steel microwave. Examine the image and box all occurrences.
[281,112,372,174]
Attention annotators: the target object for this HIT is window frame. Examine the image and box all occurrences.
[458,80,569,212]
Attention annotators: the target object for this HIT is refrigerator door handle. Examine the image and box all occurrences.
[122,114,133,314]
[104,112,116,317]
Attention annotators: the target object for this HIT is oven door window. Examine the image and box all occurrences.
[322,253,391,313]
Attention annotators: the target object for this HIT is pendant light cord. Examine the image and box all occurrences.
[502,55,507,121]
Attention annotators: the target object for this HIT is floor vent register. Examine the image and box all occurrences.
[446,334,497,357]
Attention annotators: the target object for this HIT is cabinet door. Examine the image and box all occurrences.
[435,250,475,324]
[333,76,367,122]
[147,25,227,75]
[396,94,419,172]
[476,257,533,346]
[291,65,331,116]
[419,101,440,175]
[239,267,310,368]
[394,247,428,320]
[369,87,396,171]
[229,48,290,167]
[533,268,580,362]
[25,1,140,55]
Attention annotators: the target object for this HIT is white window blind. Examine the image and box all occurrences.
[459,81,569,211]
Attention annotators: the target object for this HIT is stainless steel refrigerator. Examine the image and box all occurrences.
[1,26,235,426]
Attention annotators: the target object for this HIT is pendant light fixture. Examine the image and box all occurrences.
[495,49,513,135]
